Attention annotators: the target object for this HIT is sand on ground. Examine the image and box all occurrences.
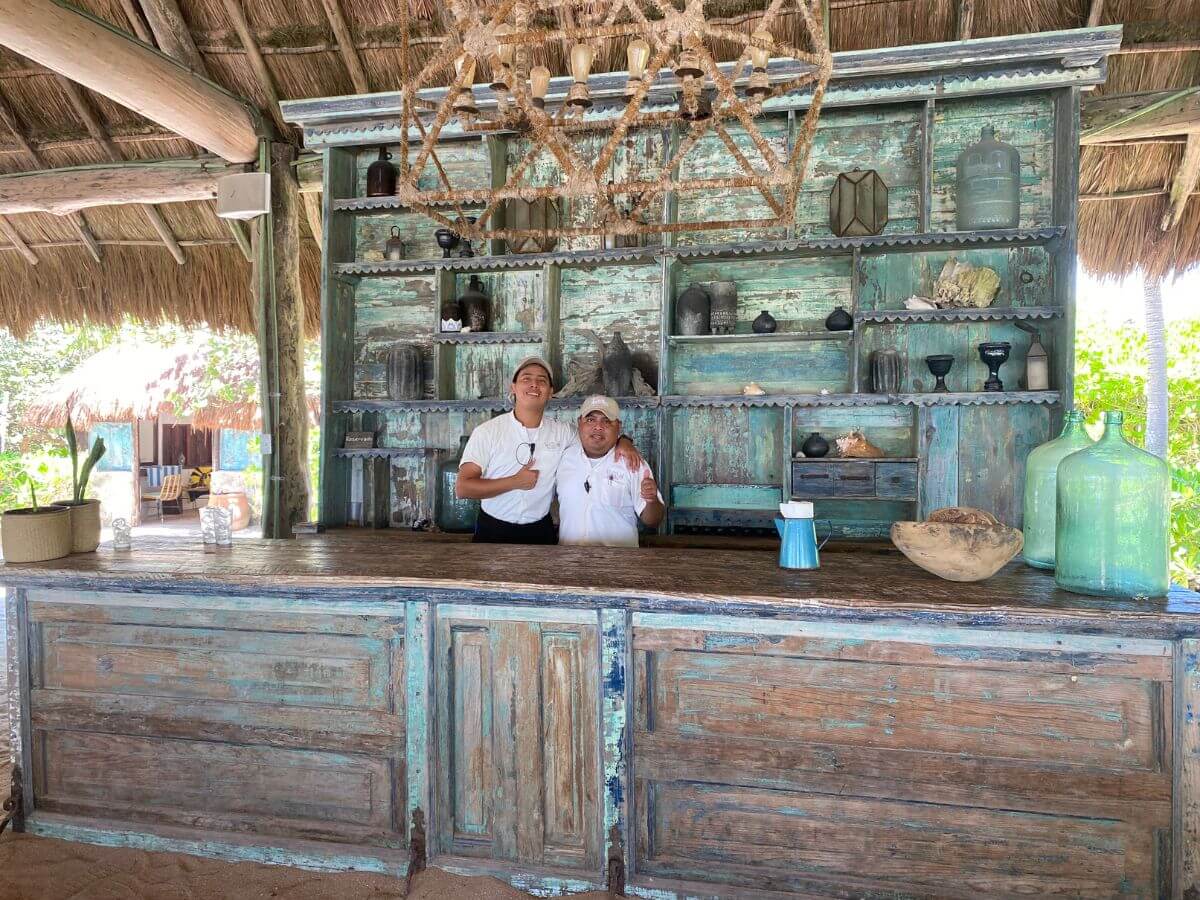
[0,833,616,900]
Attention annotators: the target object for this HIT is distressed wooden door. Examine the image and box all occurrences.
[432,605,601,874]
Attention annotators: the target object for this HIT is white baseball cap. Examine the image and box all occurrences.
[578,395,620,421]
[512,356,554,387]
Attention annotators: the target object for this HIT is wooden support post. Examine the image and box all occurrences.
[0,215,37,265]
[318,0,370,95]
[301,191,323,246]
[252,140,308,538]
[217,0,289,135]
[0,0,260,163]
[1161,133,1200,232]
[1086,0,1105,27]
[224,215,253,262]
[956,0,974,41]
[137,0,210,77]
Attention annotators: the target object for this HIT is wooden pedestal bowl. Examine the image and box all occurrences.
[890,507,1023,582]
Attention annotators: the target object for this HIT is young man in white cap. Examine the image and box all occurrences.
[556,395,664,547]
[455,357,644,544]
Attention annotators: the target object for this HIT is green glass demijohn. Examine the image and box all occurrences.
[1054,411,1170,597]
[436,436,479,533]
[1022,410,1094,569]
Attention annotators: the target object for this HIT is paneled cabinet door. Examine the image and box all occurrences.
[433,606,601,873]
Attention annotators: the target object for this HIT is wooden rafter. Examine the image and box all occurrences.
[1085,0,1104,28]
[318,0,370,95]
[57,76,185,264]
[137,0,211,77]
[116,0,153,43]
[217,0,288,135]
[1162,134,1200,232]
[0,215,37,264]
[301,191,323,245]
[223,213,253,262]
[0,83,100,262]
[956,0,974,41]
[1082,88,1200,144]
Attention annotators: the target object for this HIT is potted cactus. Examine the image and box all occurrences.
[52,415,107,553]
[1,474,72,563]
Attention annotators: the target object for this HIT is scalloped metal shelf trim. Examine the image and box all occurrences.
[661,391,1061,408]
[547,396,661,410]
[334,447,433,458]
[434,332,544,344]
[334,197,485,212]
[667,331,851,344]
[336,246,656,275]
[856,306,1064,323]
[333,399,511,412]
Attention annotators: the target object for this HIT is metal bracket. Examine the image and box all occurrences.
[0,765,24,836]
[406,807,427,887]
[606,823,626,896]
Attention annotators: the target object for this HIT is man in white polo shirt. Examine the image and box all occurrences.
[557,395,664,547]
[455,358,644,544]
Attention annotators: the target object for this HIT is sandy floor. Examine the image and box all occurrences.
[0,833,615,900]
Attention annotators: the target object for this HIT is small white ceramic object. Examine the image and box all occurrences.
[111,518,132,550]
[779,500,814,519]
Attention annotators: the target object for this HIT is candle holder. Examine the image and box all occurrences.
[214,508,233,548]
[200,506,218,548]
[434,228,460,258]
[977,341,1011,392]
[925,354,954,393]
[111,518,132,551]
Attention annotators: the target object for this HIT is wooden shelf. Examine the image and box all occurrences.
[856,306,1063,324]
[334,447,432,459]
[662,391,1061,408]
[333,228,1065,278]
[791,456,918,463]
[668,331,851,345]
[547,396,661,410]
[333,399,511,413]
[434,331,543,344]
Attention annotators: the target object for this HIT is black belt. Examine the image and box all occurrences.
[472,508,558,545]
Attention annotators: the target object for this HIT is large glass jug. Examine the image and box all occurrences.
[1022,410,1093,569]
[1055,411,1170,597]
[437,436,479,533]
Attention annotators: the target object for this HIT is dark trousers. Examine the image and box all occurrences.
[472,508,558,545]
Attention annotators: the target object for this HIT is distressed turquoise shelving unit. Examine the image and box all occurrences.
[282,28,1119,537]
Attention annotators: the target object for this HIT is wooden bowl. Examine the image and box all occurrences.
[890,520,1024,582]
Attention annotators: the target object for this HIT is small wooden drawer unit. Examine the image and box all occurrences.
[791,459,917,500]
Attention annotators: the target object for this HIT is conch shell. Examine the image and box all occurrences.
[835,430,885,458]
[742,382,766,396]
[934,258,1000,309]
[904,296,938,310]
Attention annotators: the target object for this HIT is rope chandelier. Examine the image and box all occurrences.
[392,0,833,243]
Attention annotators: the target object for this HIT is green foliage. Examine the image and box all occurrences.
[0,450,74,513]
[1074,318,1200,588]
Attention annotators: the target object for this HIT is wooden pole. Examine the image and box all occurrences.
[956,0,974,41]
[318,0,370,95]
[0,0,260,163]
[0,159,244,215]
[1082,87,1200,144]
[137,0,211,77]
[0,215,37,264]
[252,140,308,538]
[1085,0,1104,27]
[217,0,289,135]
[1162,133,1200,231]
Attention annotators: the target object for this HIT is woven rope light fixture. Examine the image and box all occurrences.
[392,0,833,244]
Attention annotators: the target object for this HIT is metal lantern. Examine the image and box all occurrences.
[829,168,889,237]
[502,198,559,254]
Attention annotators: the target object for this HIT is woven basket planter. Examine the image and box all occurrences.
[1,505,72,563]
[53,499,102,553]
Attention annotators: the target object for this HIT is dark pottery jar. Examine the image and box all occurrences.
[435,229,460,258]
[752,310,777,334]
[675,284,710,336]
[801,432,830,458]
[869,349,901,394]
[602,332,634,398]
[825,306,853,331]
[366,147,396,197]
[978,341,1011,392]
[386,344,423,400]
[925,354,954,392]
[459,275,490,332]
[437,436,479,533]
[956,126,1021,231]
[708,281,737,334]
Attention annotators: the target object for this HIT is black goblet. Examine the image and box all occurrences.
[978,341,1012,392]
[434,228,459,258]
[925,354,954,393]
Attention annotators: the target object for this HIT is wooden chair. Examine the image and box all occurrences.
[142,472,185,521]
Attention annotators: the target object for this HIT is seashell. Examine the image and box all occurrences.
[835,430,885,458]
[742,382,766,396]
[904,296,938,310]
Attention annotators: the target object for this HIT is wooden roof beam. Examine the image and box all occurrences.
[115,0,153,44]
[1086,0,1104,28]
[137,0,211,77]
[0,158,244,216]
[217,0,289,135]
[1082,87,1200,144]
[57,76,185,264]
[0,215,37,264]
[0,0,260,163]
[319,0,370,95]
[1162,134,1200,232]
[956,0,974,41]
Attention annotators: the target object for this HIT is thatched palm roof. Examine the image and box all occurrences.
[0,0,1198,338]
[25,338,320,430]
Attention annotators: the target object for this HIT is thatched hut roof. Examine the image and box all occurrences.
[0,0,1198,336]
[25,338,320,430]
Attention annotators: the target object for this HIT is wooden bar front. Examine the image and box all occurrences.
[5,534,1200,898]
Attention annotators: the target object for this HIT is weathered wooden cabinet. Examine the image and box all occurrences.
[281,27,1122,539]
[6,535,1200,898]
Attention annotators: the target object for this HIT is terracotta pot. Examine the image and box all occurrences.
[207,492,251,532]
[1,505,72,563]
[53,498,102,553]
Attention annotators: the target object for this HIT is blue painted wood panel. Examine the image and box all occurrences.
[559,263,662,386]
[792,407,915,459]
[669,407,783,486]
[354,274,436,400]
[856,246,1052,312]
[671,340,848,396]
[451,270,545,334]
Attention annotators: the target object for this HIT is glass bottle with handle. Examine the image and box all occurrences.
[1055,410,1170,597]
[1022,410,1093,569]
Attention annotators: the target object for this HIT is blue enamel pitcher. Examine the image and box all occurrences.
[774,502,832,570]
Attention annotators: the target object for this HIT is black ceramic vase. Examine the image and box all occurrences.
[925,354,954,393]
[435,229,460,258]
[869,349,902,394]
[366,147,396,197]
[459,275,490,332]
[801,432,830,458]
[675,285,710,336]
[752,310,777,334]
[825,306,853,331]
[978,341,1012,392]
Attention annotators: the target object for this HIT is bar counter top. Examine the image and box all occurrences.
[2,531,1198,637]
